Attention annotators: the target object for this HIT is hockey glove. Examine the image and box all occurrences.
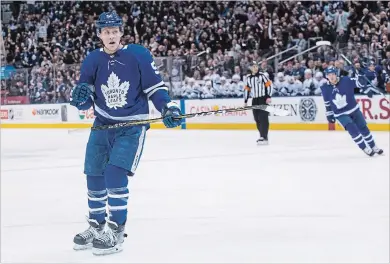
[326,113,336,123]
[70,83,94,108]
[162,102,182,128]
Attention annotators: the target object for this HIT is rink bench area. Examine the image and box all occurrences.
[1,96,389,131]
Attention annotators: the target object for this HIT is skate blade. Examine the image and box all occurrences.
[92,244,123,256]
[257,142,269,146]
[73,243,92,250]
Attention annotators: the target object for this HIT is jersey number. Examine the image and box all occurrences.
[151,62,159,75]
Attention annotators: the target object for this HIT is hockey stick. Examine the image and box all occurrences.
[91,104,290,131]
[339,54,389,103]
[321,42,390,103]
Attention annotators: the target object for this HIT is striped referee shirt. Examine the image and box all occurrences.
[244,72,274,103]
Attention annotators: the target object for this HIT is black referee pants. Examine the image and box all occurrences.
[252,97,269,140]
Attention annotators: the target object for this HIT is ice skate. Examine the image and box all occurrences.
[256,137,269,145]
[73,218,105,250]
[363,147,375,157]
[92,219,127,256]
[372,146,384,155]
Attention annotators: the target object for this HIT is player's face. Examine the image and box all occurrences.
[369,65,375,71]
[251,65,258,74]
[327,73,337,83]
[99,27,123,53]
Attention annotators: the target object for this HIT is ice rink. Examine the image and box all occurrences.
[1,128,389,263]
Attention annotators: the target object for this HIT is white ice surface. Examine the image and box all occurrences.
[1,129,389,263]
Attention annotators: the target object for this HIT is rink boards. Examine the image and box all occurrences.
[1,95,389,131]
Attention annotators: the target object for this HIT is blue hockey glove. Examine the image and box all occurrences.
[326,112,336,123]
[70,83,94,108]
[366,90,374,98]
[162,102,182,128]
[327,115,336,123]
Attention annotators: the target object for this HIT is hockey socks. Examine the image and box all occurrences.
[87,176,107,224]
[344,123,367,150]
[358,125,376,149]
[104,164,129,225]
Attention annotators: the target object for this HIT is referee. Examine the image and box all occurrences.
[244,62,274,145]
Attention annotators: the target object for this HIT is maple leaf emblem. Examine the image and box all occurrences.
[101,72,130,109]
[332,93,348,109]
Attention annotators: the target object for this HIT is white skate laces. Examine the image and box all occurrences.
[97,224,116,246]
[79,223,102,240]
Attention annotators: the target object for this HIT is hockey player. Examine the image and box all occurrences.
[182,78,201,99]
[282,75,302,96]
[363,61,381,98]
[201,80,215,99]
[219,76,231,97]
[313,71,327,95]
[230,74,245,98]
[70,11,182,255]
[320,67,383,156]
[273,72,289,96]
[301,69,316,95]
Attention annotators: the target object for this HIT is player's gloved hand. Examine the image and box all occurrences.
[70,83,94,108]
[162,102,182,128]
[327,114,336,123]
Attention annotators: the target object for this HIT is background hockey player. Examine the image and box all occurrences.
[273,72,288,97]
[301,69,316,95]
[313,71,327,95]
[182,77,201,99]
[363,61,382,98]
[219,76,231,97]
[320,67,383,156]
[69,11,182,255]
[281,75,302,96]
[230,74,245,98]
[244,62,273,145]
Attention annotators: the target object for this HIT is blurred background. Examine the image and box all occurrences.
[1,0,390,105]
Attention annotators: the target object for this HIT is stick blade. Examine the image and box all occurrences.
[267,106,290,116]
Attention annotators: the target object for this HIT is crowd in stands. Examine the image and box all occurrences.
[1,1,390,104]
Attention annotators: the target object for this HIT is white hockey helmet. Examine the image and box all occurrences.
[315,71,323,79]
[232,74,240,81]
[304,68,312,75]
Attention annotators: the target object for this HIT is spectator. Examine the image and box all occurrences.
[1,1,389,104]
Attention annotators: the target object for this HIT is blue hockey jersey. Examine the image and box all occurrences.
[364,69,378,85]
[77,44,171,125]
[320,76,364,117]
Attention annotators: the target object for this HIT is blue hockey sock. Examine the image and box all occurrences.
[104,164,129,225]
[345,123,366,150]
[87,175,107,224]
[359,125,376,148]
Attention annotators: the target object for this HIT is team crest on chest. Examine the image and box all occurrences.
[101,72,130,109]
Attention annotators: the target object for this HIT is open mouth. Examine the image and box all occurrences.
[109,41,115,45]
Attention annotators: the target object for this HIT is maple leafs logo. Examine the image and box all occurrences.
[101,72,130,109]
[332,93,348,109]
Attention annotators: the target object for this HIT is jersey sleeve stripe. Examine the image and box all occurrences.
[143,81,165,94]
[147,87,169,98]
